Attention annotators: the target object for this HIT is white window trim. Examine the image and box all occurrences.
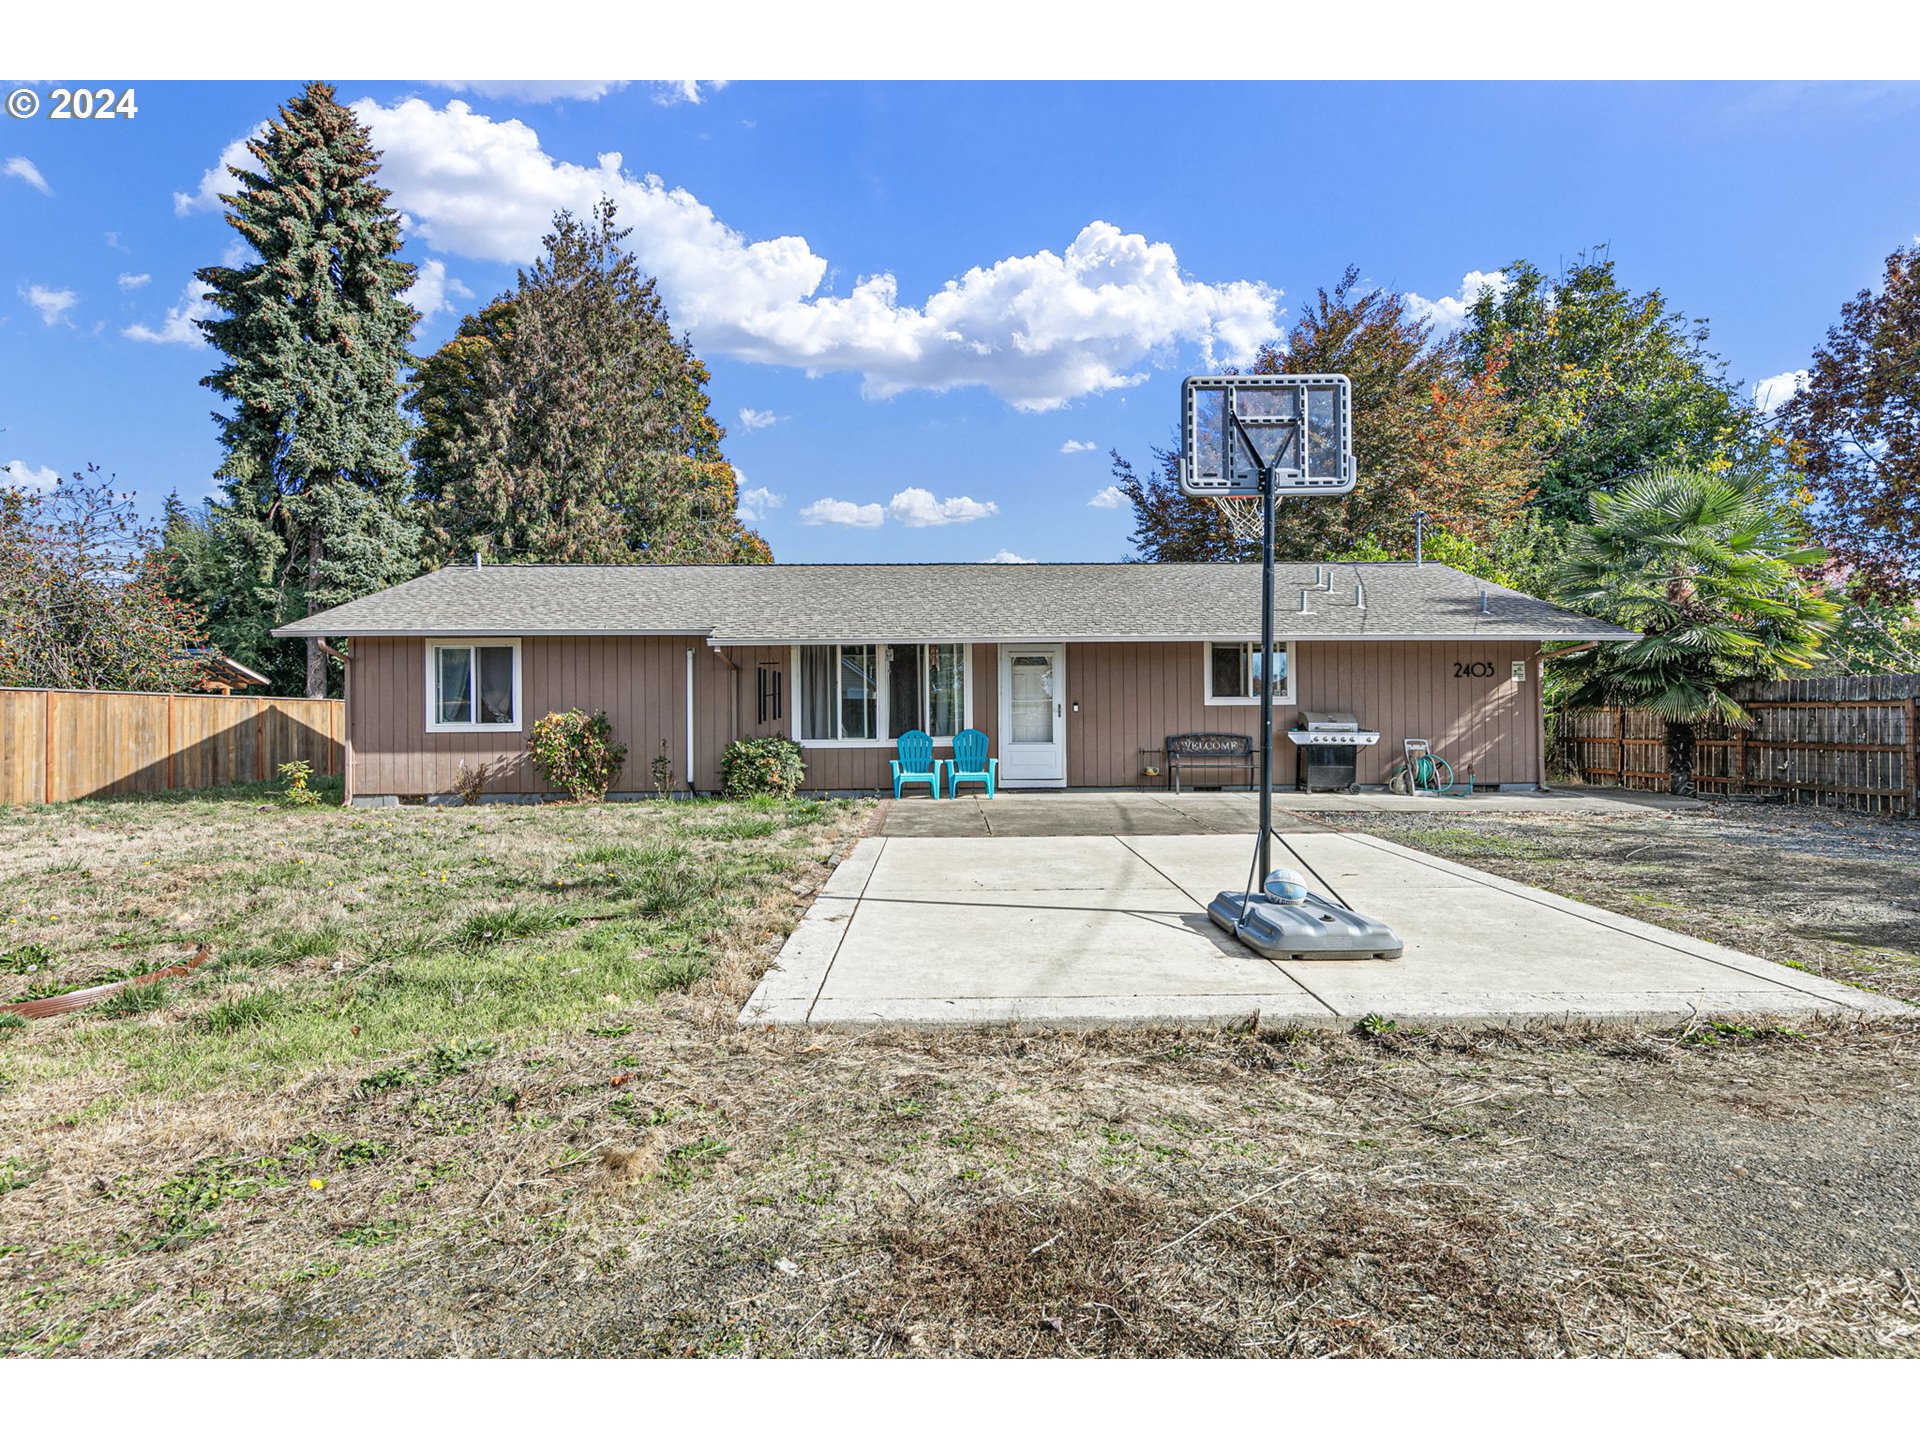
[1201,639,1295,707]
[425,638,523,733]
[789,642,975,749]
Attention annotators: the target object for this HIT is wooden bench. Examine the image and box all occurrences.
[1165,733,1257,793]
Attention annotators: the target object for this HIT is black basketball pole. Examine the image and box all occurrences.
[1257,455,1275,883]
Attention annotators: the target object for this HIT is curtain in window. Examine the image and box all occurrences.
[839,645,877,739]
[928,644,963,736]
[477,646,515,724]
[436,647,473,724]
[887,644,925,738]
[799,646,835,740]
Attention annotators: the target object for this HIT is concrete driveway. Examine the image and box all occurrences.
[743,815,1904,1030]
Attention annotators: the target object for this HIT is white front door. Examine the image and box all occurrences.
[999,644,1066,786]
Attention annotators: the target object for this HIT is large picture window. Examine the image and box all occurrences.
[427,641,520,730]
[1202,641,1292,706]
[796,643,968,743]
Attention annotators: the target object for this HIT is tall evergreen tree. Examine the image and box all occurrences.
[410,201,770,565]
[194,81,423,696]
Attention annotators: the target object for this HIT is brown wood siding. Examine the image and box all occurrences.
[1064,640,1543,788]
[350,636,694,797]
[345,636,1543,797]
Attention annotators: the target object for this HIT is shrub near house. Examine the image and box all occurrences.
[722,737,806,800]
[528,709,628,802]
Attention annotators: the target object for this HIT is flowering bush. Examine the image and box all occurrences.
[527,709,628,802]
[720,736,806,800]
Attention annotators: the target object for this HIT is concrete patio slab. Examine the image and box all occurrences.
[878,786,1707,838]
[742,828,1909,1031]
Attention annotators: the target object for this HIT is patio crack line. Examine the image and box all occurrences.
[802,836,885,1023]
[1112,836,1341,1017]
[1331,831,1885,1012]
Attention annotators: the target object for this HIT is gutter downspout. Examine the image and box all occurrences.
[685,647,695,797]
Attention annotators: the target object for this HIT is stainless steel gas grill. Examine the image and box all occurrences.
[1284,710,1382,792]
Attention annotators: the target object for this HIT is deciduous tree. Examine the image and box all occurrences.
[1775,242,1920,600]
[1460,252,1768,524]
[1,468,209,692]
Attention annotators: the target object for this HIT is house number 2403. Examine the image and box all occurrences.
[1453,660,1497,678]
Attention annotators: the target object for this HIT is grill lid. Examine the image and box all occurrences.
[1298,710,1361,731]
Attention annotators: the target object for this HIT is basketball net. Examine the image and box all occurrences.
[1211,492,1271,545]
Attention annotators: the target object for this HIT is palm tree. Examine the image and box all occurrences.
[1550,468,1838,796]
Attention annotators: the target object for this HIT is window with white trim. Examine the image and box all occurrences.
[1202,641,1292,706]
[796,643,968,743]
[427,641,521,730]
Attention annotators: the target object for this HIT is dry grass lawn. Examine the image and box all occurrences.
[2,788,1917,1357]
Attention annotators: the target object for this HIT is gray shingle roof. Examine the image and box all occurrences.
[273,561,1635,643]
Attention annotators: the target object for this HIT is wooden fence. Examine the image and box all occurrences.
[0,687,343,805]
[1551,675,1920,817]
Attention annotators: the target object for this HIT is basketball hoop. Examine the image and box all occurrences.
[1211,493,1270,545]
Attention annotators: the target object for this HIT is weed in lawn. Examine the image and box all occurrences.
[661,1138,731,1189]
[263,924,348,964]
[1,943,55,976]
[453,905,575,953]
[147,1155,281,1248]
[336,1218,407,1248]
[95,982,171,1019]
[1,1157,45,1194]
[200,990,286,1033]
[1356,1013,1398,1036]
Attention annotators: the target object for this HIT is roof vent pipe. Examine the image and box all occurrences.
[1299,589,1314,614]
[1479,589,1490,614]
[1413,510,1428,567]
[1355,582,1366,610]
[473,551,482,569]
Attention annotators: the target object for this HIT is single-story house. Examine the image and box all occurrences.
[274,560,1633,805]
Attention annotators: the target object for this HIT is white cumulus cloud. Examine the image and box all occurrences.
[887,487,997,527]
[2,460,62,491]
[737,407,779,430]
[320,98,1281,411]
[1754,369,1810,414]
[984,549,1035,563]
[1403,269,1509,335]
[800,497,885,528]
[736,484,782,522]
[4,156,50,195]
[1060,439,1096,453]
[401,258,473,321]
[1088,485,1127,510]
[175,125,266,216]
[21,284,76,326]
[117,272,152,290]
[123,279,216,346]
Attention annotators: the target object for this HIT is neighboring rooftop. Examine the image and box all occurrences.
[273,561,1635,644]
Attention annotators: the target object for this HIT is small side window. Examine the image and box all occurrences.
[428,641,520,730]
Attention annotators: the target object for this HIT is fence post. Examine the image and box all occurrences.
[1734,723,1749,797]
[166,693,176,792]
[43,688,53,805]
[1615,706,1627,788]
[1896,698,1912,821]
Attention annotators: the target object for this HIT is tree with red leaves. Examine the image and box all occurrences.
[1775,243,1920,601]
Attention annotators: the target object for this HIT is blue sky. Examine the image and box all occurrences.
[3,79,1918,562]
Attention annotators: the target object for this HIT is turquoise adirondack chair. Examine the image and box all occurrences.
[947,728,999,798]
[890,729,942,799]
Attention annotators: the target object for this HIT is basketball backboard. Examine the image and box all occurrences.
[1178,373,1354,497]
